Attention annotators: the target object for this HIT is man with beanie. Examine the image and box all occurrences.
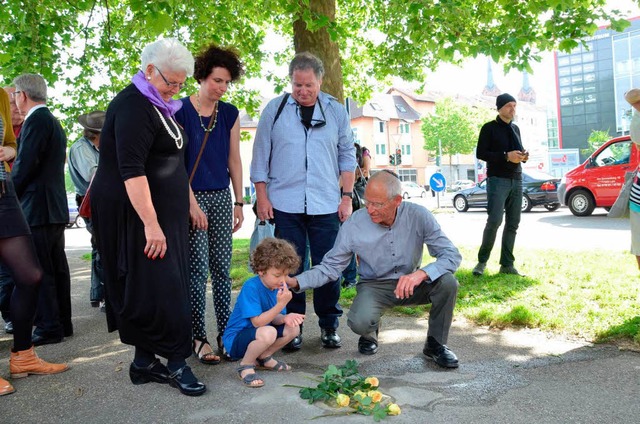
[69,110,106,310]
[472,93,528,277]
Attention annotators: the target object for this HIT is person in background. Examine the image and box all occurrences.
[175,43,245,363]
[624,88,640,270]
[286,171,461,368]
[250,52,356,351]
[223,238,304,388]
[91,38,205,396]
[3,86,24,138]
[472,93,528,277]
[0,86,25,336]
[68,110,106,311]
[0,86,68,397]
[341,143,371,288]
[11,74,72,346]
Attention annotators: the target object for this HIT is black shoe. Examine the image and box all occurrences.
[90,301,100,308]
[341,279,357,289]
[31,334,63,346]
[423,343,459,369]
[321,328,342,349]
[168,365,206,397]
[129,359,170,385]
[4,321,13,334]
[358,336,378,355]
[283,334,303,352]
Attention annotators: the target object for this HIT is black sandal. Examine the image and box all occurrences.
[193,338,221,365]
[217,333,237,362]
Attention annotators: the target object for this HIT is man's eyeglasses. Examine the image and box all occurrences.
[154,65,185,90]
[297,101,326,129]
[362,198,390,210]
[10,90,22,98]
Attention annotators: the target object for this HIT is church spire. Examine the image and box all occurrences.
[518,71,537,103]
[482,58,501,97]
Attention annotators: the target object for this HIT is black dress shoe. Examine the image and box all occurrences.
[283,334,303,352]
[31,334,63,346]
[321,328,342,348]
[4,321,13,334]
[423,344,459,368]
[168,365,206,397]
[358,336,378,355]
[129,359,170,385]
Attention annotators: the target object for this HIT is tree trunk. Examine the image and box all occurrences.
[292,0,344,102]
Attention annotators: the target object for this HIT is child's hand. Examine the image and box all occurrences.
[283,313,305,327]
[276,282,292,305]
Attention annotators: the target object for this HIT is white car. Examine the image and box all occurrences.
[401,181,427,199]
[450,179,476,192]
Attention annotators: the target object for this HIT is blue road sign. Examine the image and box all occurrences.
[429,172,447,193]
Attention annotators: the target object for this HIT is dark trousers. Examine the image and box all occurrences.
[0,261,14,323]
[477,176,523,267]
[341,254,357,283]
[273,209,342,329]
[31,224,72,337]
[347,273,459,346]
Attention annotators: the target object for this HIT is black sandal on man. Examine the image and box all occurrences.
[193,338,221,365]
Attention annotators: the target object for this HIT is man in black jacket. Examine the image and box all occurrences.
[12,73,71,345]
[472,93,528,277]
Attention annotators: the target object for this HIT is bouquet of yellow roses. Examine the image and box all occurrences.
[287,360,401,421]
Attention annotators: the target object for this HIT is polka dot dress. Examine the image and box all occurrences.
[189,188,233,341]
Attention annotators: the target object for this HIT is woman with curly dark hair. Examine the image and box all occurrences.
[175,44,245,364]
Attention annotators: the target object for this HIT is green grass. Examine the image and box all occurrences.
[230,239,640,347]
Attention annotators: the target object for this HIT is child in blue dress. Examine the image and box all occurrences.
[223,238,305,387]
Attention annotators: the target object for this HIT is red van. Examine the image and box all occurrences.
[557,135,639,216]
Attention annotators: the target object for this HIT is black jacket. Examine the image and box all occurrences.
[12,107,68,226]
[476,115,524,180]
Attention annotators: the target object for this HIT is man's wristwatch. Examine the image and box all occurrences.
[342,192,353,199]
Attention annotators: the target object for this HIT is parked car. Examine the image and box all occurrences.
[401,181,427,199]
[558,135,640,216]
[452,171,561,213]
[67,194,86,228]
[450,179,476,192]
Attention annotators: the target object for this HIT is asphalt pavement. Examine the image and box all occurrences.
[1,204,639,423]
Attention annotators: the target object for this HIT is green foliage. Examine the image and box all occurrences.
[580,129,611,158]
[0,0,630,137]
[230,238,252,290]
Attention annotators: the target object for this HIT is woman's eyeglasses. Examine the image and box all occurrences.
[154,65,185,90]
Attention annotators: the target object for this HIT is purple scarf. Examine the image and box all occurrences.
[131,70,182,117]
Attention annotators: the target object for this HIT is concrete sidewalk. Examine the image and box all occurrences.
[1,249,638,423]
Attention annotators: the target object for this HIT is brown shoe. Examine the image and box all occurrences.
[0,376,15,396]
[10,346,69,379]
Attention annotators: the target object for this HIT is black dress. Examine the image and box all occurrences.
[91,84,191,359]
[0,116,30,239]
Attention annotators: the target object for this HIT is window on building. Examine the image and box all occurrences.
[378,121,385,133]
[371,102,382,111]
[398,122,410,134]
[397,169,417,182]
[395,104,407,113]
[375,144,386,155]
[352,127,360,143]
[401,144,411,155]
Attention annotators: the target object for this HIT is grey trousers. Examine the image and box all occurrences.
[347,273,458,346]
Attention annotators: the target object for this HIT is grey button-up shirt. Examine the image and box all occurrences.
[297,202,462,290]
[250,91,356,215]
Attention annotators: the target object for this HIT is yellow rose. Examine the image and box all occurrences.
[336,393,350,407]
[353,390,367,401]
[365,376,379,388]
[387,403,401,416]
[368,390,383,403]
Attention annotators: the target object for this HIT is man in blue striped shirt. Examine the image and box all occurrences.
[250,52,357,351]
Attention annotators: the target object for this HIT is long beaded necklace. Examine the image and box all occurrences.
[196,92,218,133]
[152,106,183,149]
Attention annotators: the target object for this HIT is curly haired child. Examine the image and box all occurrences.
[222,238,305,387]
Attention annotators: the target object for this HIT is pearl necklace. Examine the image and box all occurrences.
[196,92,218,133]
[152,106,183,149]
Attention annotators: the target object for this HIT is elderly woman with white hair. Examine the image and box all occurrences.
[91,38,206,396]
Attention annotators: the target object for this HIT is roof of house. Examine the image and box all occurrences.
[348,94,421,121]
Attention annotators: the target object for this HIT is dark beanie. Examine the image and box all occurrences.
[496,93,516,110]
